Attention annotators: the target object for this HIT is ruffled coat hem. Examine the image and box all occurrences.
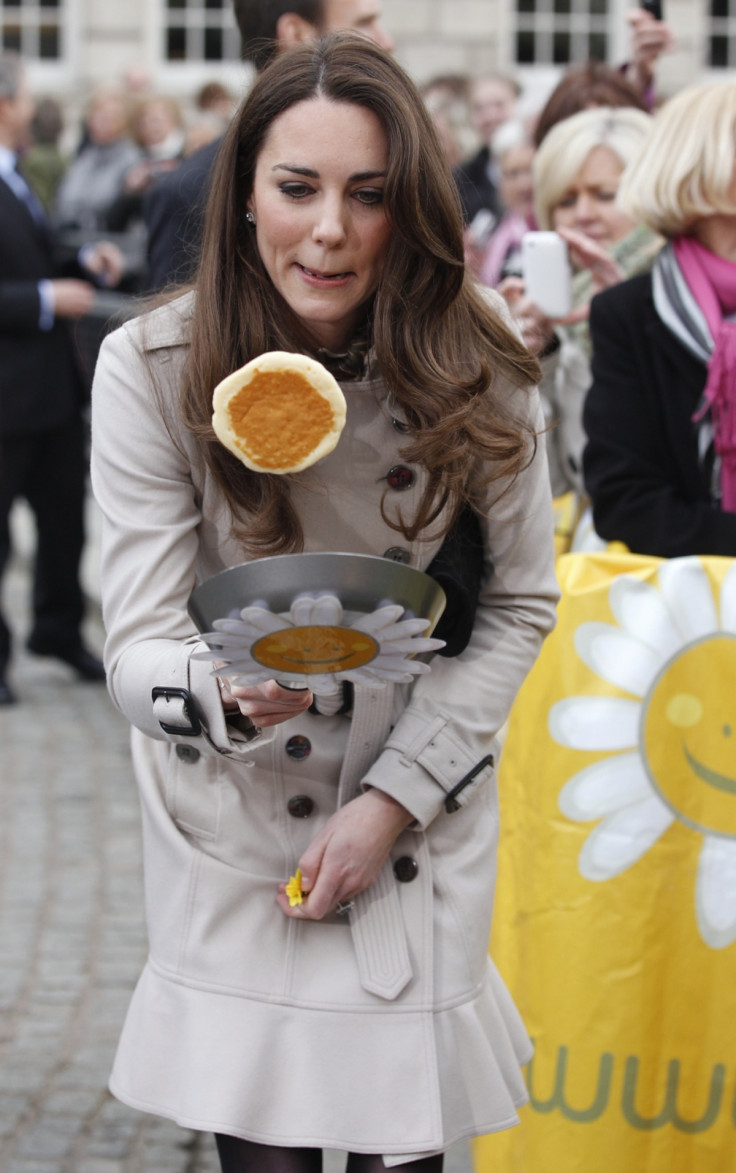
[109,959,532,1163]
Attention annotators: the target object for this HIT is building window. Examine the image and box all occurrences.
[708,0,736,67]
[515,0,610,66]
[1,0,63,60]
[164,0,240,63]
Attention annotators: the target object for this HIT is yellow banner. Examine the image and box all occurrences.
[476,552,736,1172]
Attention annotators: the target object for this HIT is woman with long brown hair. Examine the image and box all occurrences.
[91,34,558,1173]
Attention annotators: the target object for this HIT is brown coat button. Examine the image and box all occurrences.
[383,546,411,564]
[175,744,200,763]
[287,794,315,818]
[386,465,414,490]
[393,856,418,883]
[285,735,311,761]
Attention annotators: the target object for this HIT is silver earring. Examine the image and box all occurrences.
[245,211,255,225]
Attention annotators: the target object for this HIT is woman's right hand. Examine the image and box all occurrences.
[499,275,557,356]
[219,677,313,727]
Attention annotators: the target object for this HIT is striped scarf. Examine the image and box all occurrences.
[653,238,736,512]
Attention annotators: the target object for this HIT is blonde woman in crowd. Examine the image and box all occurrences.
[501,105,660,497]
[583,81,736,557]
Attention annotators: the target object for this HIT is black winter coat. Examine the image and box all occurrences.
[583,272,736,557]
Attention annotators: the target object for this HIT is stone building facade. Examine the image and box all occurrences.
[7,1,733,125]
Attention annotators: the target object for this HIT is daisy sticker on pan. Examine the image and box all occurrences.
[551,556,736,950]
[193,592,445,696]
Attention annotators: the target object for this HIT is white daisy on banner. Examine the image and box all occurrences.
[193,592,445,696]
[551,556,736,950]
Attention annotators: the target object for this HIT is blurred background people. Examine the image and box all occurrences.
[54,87,140,232]
[184,81,236,156]
[621,4,674,104]
[0,53,123,705]
[106,94,185,232]
[502,106,659,497]
[420,74,475,170]
[532,62,647,148]
[453,72,521,229]
[532,4,672,147]
[195,80,236,126]
[467,119,535,287]
[21,96,67,216]
[583,81,736,557]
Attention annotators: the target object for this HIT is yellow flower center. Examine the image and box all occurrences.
[252,625,378,674]
[641,635,736,838]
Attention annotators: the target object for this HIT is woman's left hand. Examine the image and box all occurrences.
[627,8,674,91]
[220,676,314,726]
[276,788,415,920]
[554,226,625,325]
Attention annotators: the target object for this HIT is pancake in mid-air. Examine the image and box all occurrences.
[212,351,347,474]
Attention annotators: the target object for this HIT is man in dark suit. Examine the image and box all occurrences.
[0,53,122,704]
[144,0,394,291]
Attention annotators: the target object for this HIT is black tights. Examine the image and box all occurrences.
[214,1135,444,1173]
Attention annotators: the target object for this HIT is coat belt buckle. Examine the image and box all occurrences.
[152,686,204,736]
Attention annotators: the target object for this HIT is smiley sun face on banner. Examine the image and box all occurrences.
[550,557,736,949]
[193,593,444,696]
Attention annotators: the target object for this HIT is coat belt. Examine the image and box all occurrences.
[337,684,413,1001]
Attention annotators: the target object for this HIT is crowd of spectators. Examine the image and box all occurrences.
[14,73,236,279]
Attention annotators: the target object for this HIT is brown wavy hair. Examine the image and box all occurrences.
[182,33,541,554]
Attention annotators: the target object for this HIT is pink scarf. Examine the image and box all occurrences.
[674,235,736,511]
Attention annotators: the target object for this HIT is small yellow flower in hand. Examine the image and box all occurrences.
[285,868,304,907]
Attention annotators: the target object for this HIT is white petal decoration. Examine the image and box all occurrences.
[376,637,439,654]
[719,562,736,635]
[288,595,312,627]
[578,795,674,880]
[607,575,683,659]
[559,752,653,821]
[695,834,736,949]
[574,622,665,697]
[310,594,343,626]
[549,697,640,751]
[569,505,608,553]
[192,594,443,694]
[658,557,718,643]
[300,673,341,694]
[223,670,278,686]
[238,608,289,633]
[351,605,407,633]
[367,619,434,641]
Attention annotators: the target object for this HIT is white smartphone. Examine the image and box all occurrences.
[521,231,572,319]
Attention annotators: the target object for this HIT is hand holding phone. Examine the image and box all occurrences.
[521,231,572,320]
[641,0,663,20]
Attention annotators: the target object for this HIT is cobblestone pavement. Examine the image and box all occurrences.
[0,509,473,1173]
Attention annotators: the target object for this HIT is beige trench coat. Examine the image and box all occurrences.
[90,292,559,1165]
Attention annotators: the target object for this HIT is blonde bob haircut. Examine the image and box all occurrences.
[617,81,736,238]
[533,105,652,230]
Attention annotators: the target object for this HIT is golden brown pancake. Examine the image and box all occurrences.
[212,351,347,474]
